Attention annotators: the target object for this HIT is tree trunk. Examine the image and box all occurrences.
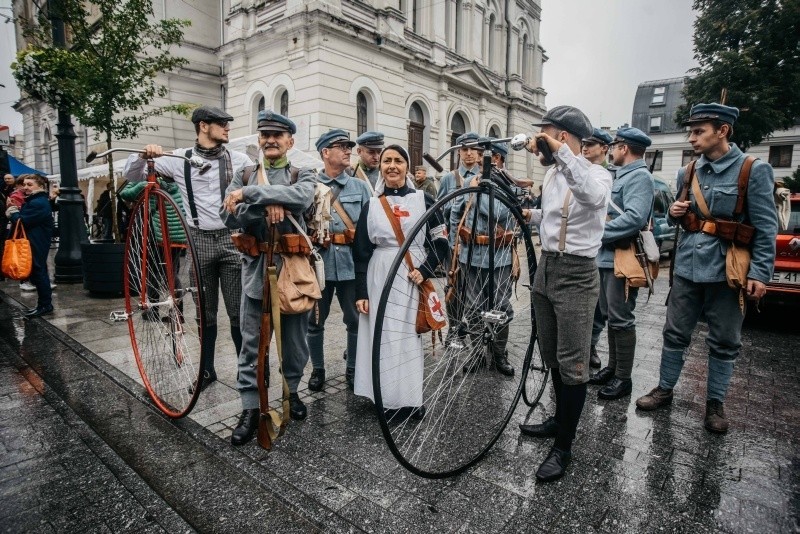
[106,135,120,243]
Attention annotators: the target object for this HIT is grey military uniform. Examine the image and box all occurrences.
[308,171,371,372]
[220,163,316,409]
[658,144,777,401]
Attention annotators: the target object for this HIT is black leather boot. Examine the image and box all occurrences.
[230,409,259,446]
[589,345,601,368]
[519,416,559,438]
[588,366,615,385]
[598,377,632,400]
[491,326,514,376]
[535,447,572,483]
[289,393,307,420]
[308,368,325,392]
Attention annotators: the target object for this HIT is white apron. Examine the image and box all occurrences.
[354,191,427,409]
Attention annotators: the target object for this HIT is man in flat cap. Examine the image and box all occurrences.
[221,109,317,444]
[586,126,654,402]
[518,105,612,482]
[437,131,482,344]
[636,103,777,434]
[413,165,437,198]
[308,129,372,391]
[124,105,248,393]
[352,131,384,191]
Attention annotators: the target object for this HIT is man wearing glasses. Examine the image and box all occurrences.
[124,106,250,393]
[581,128,615,369]
[307,129,372,391]
[587,127,654,402]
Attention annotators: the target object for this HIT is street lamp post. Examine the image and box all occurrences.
[49,0,87,283]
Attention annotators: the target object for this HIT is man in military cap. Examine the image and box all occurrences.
[586,127,654,401]
[221,109,317,444]
[517,105,612,482]
[123,105,248,393]
[308,129,372,391]
[413,165,437,198]
[636,103,777,433]
[581,128,614,169]
[437,132,481,343]
[352,131,384,191]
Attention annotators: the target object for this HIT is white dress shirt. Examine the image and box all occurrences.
[529,144,611,258]
[123,148,251,230]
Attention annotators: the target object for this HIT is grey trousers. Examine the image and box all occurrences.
[662,275,744,361]
[591,267,638,344]
[188,227,242,328]
[532,252,600,385]
[238,294,310,410]
[308,279,359,370]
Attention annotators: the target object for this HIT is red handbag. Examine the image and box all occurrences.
[2,221,33,280]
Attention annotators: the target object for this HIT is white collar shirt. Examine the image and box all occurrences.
[529,144,611,258]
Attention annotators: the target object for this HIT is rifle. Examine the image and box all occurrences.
[256,242,274,449]
[256,231,290,450]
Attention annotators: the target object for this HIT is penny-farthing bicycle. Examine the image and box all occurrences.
[89,148,207,418]
[371,137,548,478]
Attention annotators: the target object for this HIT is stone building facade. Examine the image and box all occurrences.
[12,0,548,185]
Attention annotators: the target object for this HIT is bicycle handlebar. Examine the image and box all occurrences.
[423,134,532,173]
[86,148,208,170]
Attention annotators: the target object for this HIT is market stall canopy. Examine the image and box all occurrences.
[7,154,48,176]
[48,134,323,182]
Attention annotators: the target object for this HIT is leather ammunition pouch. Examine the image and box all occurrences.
[231,232,312,257]
[458,226,515,247]
[680,212,754,247]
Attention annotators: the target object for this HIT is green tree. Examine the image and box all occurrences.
[12,0,191,241]
[785,167,800,194]
[677,0,800,151]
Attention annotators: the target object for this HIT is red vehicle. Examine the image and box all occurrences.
[765,193,800,305]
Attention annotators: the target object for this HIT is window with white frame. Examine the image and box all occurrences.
[649,115,662,132]
[651,86,666,105]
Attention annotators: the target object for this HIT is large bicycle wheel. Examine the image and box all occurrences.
[521,337,549,407]
[372,183,537,478]
[124,187,205,418]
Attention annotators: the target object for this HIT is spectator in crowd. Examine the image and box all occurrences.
[96,182,114,240]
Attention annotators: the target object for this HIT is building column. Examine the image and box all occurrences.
[438,87,449,158]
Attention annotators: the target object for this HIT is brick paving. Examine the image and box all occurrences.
[0,249,797,533]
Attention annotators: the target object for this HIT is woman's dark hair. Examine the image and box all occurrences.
[380,144,410,166]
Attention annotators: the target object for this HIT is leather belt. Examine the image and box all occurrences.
[458,227,515,247]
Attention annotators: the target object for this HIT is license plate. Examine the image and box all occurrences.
[770,271,800,285]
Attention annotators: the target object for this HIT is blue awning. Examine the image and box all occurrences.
[7,154,47,176]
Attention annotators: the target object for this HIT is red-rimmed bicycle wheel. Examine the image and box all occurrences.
[124,187,205,418]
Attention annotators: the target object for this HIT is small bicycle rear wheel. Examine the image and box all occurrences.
[521,337,549,407]
[124,187,205,418]
[372,184,537,478]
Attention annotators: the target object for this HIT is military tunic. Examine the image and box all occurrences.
[220,162,316,409]
[308,171,372,372]
[658,144,777,401]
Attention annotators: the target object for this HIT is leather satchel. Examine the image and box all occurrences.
[277,214,323,314]
[1,221,33,281]
[379,196,446,334]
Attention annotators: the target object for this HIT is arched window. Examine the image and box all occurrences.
[489,125,500,138]
[450,112,467,169]
[357,91,368,136]
[488,14,496,67]
[408,102,425,170]
[258,96,265,112]
[522,34,531,84]
[280,90,289,116]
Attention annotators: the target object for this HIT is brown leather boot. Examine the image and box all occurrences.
[635,386,673,411]
[704,399,729,434]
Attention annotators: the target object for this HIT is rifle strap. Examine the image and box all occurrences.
[267,265,291,438]
[451,194,474,268]
[355,164,376,195]
[332,200,356,231]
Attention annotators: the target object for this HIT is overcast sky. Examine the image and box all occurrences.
[539,0,698,129]
[0,0,699,137]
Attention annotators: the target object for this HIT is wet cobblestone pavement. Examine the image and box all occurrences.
[0,253,797,533]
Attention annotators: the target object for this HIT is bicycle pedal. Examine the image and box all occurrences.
[109,310,129,322]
